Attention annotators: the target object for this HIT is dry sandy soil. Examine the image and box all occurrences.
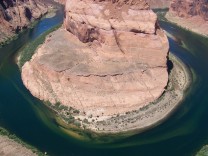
[0,135,37,156]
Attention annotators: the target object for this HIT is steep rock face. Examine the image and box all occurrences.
[0,0,53,44]
[166,0,208,36]
[22,0,169,118]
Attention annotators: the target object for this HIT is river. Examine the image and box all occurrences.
[0,8,208,156]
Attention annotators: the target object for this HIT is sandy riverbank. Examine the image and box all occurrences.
[165,13,208,38]
[43,53,192,138]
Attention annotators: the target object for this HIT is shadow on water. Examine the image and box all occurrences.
[0,9,208,156]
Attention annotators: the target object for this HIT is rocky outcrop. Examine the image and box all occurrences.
[147,0,170,9]
[166,0,208,36]
[0,0,54,44]
[22,0,169,119]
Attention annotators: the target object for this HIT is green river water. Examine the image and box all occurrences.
[0,8,208,156]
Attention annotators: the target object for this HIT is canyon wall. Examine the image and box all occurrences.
[22,0,169,118]
[166,0,208,36]
[0,0,55,44]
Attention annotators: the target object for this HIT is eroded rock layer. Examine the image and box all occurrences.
[22,0,169,118]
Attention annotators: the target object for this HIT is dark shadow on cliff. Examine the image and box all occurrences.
[167,59,173,74]
[25,7,32,21]
[0,0,7,10]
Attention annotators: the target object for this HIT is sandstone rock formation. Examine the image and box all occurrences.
[0,0,54,44]
[22,0,169,119]
[166,0,208,36]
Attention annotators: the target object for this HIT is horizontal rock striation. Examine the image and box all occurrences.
[22,0,169,118]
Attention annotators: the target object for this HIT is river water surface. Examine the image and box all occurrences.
[0,9,208,156]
